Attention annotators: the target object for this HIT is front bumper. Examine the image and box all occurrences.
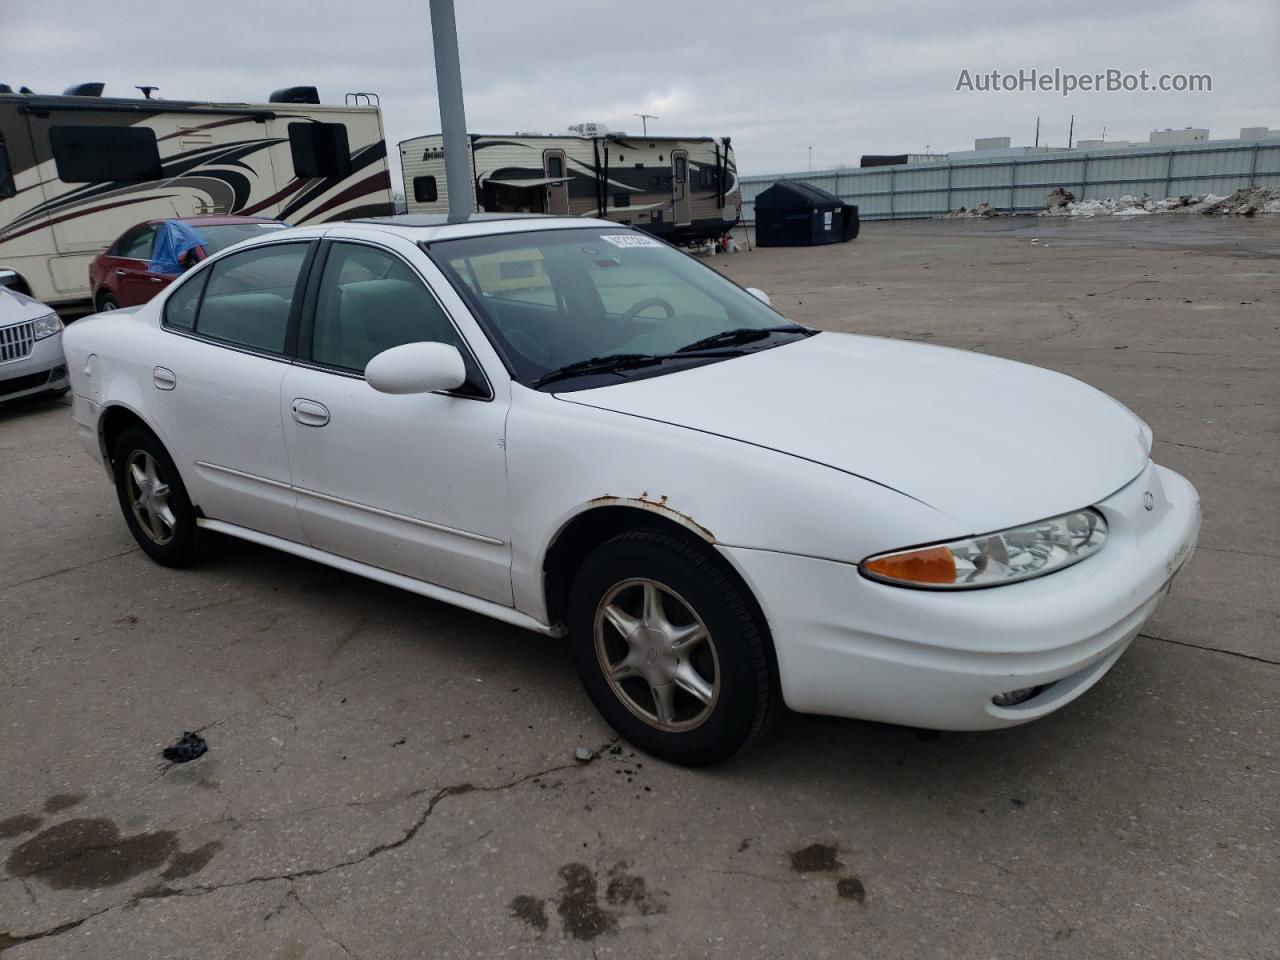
[722,462,1200,730]
[0,331,68,402]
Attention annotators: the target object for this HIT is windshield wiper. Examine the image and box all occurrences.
[675,325,812,353]
[533,349,747,388]
[534,353,669,387]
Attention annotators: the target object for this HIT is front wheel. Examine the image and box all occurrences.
[97,292,119,312]
[568,529,780,765]
[112,427,204,566]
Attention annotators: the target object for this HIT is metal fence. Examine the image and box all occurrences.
[739,139,1280,222]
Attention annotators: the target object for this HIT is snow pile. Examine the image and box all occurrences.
[1039,186,1280,217]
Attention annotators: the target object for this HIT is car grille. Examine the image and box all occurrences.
[1,320,36,363]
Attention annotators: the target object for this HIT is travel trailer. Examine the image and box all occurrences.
[0,85,395,307]
[399,129,740,244]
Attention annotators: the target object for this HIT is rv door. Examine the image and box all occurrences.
[671,149,691,226]
[543,150,569,216]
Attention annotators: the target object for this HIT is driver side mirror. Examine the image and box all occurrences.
[745,287,771,306]
[365,341,467,395]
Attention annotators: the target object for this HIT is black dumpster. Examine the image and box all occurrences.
[754,180,859,247]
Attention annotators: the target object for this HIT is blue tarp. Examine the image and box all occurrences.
[148,220,207,275]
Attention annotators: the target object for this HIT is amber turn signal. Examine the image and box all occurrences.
[862,545,957,585]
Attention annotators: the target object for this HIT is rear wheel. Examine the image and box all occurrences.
[111,427,204,566]
[568,529,780,765]
[97,293,119,311]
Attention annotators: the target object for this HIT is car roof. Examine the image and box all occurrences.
[340,213,628,242]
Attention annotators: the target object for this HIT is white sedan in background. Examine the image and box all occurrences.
[62,215,1200,765]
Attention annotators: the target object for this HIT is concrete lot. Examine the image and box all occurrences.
[2,215,1277,958]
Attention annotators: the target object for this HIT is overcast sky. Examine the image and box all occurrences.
[3,0,1278,180]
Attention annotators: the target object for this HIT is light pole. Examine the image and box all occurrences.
[429,0,472,222]
[633,113,658,136]
[808,145,812,172]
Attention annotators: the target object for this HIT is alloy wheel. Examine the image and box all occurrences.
[125,450,176,545]
[594,578,719,731]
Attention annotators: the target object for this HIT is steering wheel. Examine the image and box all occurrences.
[620,297,676,325]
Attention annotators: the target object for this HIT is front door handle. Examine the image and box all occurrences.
[153,366,177,391]
[291,398,330,427]
[115,269,127,277]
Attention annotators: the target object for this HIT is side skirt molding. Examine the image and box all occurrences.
[197,518,564,637]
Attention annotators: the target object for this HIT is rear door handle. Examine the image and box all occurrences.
[115,269,127,277]
[153,366,177,391]
[291,398,330,427]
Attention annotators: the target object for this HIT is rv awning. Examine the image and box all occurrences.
[481,176,570,188]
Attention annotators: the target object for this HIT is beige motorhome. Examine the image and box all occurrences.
[400,129,740,244]
[0,85,395,306]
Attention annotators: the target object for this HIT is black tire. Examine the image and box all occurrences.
[97,292,119,312]
[568,529,781,766]
[111,426,204,567]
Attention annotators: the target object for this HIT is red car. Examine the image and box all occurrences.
[89,215,287,311]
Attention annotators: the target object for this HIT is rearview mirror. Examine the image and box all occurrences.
[365,341,467,395]
[745,287,771,306]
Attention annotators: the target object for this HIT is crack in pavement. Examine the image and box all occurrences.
[1138,632,1280,667]
[1,742,616,951]
[0,547,139,593]
[290,879,358,960]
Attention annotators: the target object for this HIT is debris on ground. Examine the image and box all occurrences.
[161,732,208,764]
[574,746,595,763]
[941,202,998,218]
[1038,186,1280,217]
[1046,187,1075,209]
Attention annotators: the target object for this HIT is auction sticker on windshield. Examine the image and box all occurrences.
[601,234,663,248]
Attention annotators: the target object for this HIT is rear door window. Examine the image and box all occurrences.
[122,226,158,260]
[191,243,310,354]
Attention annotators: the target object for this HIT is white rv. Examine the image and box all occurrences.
[0,85,395,307]
[399,130,740,244]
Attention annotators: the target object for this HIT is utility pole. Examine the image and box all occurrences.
[1068,114,1074,149]
[1034,116,1040,148]
[633,113,658,136]
[808,145,812,172]
[429,0,472,222]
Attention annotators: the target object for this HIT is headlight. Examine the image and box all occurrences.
[31,312,63,340]
[860,509,1108,589]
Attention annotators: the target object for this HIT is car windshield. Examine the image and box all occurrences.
[428,227,807,388]
[195,222,288,254]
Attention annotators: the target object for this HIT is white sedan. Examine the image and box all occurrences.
[62,215,1200,765]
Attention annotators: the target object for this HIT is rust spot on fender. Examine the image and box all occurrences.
[587,494,715,542]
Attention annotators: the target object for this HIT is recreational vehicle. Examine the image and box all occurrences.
[399,130,739,244]
[0,85,395,307]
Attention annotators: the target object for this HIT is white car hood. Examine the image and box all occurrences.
[561,332,1150,532]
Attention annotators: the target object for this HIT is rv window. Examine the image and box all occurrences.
[288,122,352,179]
[49,126,162,184]
[414,176,438,203]
[700,166,719,190]
[674,156,687,183]
[648,175,673,191]
[0,136,14,199]
[546,155,564,178]
[613,192,630,208]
